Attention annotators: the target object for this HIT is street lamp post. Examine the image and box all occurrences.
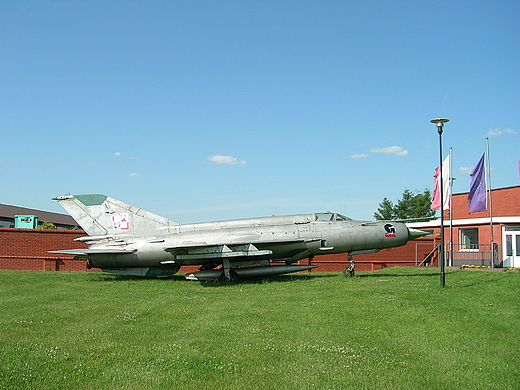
[431,117,449,288]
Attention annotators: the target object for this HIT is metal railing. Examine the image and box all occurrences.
[447,243,500,267]
[416,243,501,268]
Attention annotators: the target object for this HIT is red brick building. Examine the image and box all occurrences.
[0,228,88,272]
[407,185,520,268]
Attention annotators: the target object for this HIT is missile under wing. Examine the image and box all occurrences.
[50,194,428,282]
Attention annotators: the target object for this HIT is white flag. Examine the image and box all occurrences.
[431,154,451,210]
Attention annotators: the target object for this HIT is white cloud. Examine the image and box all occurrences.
[486,128,516,137]
[129,173,140,177]
[113,152,121,157]
[370,146,408,156]
[349,153,370,159]
[208,154,246,166]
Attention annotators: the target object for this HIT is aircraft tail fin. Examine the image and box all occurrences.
[53,194,179,236]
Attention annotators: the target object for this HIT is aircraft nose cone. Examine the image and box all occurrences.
[407,228,429,240]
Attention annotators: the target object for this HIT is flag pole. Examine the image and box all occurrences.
[486,138,494,267]
[449,147,453,267]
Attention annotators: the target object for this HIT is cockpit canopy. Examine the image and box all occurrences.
[313,212,351,222]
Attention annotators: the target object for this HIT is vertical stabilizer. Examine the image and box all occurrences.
[53,194,179,236]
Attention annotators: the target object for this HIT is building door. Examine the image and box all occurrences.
[503,227,520,268]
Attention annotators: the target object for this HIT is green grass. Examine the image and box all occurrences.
[0,268,519,389]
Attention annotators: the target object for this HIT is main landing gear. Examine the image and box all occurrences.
[342,255,355,277]
[217,269,240,284]
[214,258,241,284]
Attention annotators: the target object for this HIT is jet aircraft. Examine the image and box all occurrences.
[51,194,428,282]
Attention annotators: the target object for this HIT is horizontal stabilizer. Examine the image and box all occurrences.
[49,249,136,256]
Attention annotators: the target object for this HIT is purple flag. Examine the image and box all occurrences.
[468,153,487,213]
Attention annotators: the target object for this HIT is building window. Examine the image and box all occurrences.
[460,228,479,251]
[505,235,513,257]
[0,220,13,228]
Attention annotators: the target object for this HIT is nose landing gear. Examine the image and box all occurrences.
[342,255,355,277]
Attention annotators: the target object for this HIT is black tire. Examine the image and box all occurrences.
[218,270,241,284]
[342,267,354,277]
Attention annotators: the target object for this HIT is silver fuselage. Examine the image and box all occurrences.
[83,214,410,269]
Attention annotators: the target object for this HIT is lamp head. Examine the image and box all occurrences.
[431,117,449,133]
[430,117,449,125]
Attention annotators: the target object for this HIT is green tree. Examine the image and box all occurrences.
[373,197,396,220]
[38,221,57,229]
[374,188,435,221]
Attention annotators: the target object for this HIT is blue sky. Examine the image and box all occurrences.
[1,1,519,223]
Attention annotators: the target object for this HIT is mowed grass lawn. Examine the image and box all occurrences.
[0,267,519,390]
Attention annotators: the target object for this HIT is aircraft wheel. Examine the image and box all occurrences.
[342,267,355,277]
[218,270,241,284]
